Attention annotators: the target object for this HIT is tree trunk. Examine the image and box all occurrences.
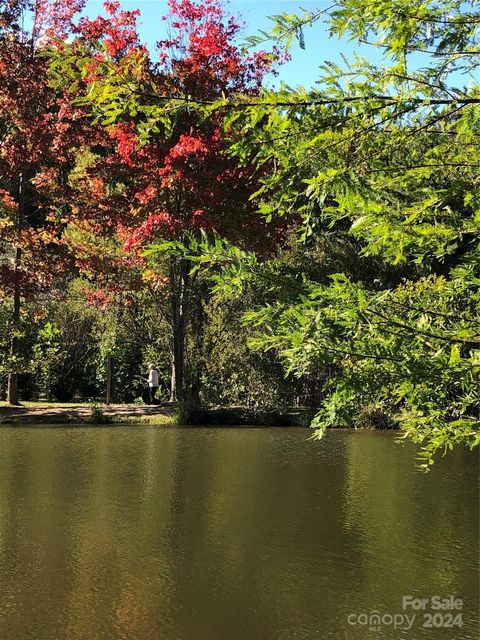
[6,250,21,405]
[170,353,177,402]
[169,258,189,402]
[105,355,113,405]
[170,328,185,402]
[7,171,25,406]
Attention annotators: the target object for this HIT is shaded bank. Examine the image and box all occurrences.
[0,402,398,429]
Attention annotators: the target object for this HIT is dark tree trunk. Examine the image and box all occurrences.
[6,249,21,405]
[7,171,25,406]
[105,355,113,405]
[169,258,190,402]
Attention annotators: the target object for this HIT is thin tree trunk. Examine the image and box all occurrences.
[170,353,176,402]
[6,249,21,405]
[171,326,185,401]
[169,258,189,402]
[105,355,113,405]
[7,171,25,406]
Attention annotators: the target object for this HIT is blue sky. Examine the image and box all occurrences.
[83,0,386,89]
[83,1,477,89]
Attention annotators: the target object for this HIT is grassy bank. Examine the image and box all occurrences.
[0,401,316,427]
[0,401,176,426]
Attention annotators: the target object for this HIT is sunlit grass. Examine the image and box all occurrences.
[113,414,176,426]
[0,401,177,426]
[0,401,92,409]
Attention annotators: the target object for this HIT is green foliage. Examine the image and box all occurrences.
[224,258,480,465]
[2,0,478,466]
[146,232,320,411]
[0,279,170,403]
[210,0,480,463]
[30,322,64,398]
[86,402,112,425]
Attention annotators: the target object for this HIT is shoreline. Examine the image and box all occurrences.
[0,402,399,430]
[0,402,176,426]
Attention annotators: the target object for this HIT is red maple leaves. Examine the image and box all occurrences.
[60,0,284,272]
[1,0,287,310]
[156,0,277,97]
[76,0,140,58]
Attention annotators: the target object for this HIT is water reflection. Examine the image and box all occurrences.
[343,432,479,637]
[0,427,477,640]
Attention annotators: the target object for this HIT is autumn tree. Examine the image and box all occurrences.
[0,0,92,404]
[50,0,285,402]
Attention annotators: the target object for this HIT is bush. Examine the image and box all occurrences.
[86,403,112,425]
[356,404,396,430]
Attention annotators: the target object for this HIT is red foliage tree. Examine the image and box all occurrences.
[50,0,288,402]
[0,0,94,403]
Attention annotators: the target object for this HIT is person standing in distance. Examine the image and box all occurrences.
[147,364,159,404]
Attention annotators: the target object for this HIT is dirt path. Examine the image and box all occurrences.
[0,402,176,424]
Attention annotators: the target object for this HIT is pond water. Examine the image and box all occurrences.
[0,427,477,640]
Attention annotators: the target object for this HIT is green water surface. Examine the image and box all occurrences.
[0,427,477,640]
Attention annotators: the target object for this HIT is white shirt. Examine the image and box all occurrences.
[148,369,159,387]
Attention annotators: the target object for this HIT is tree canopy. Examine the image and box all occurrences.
[210,0,480,465]
[0,0,478,465]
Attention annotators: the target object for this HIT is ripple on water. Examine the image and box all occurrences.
[0,427,477,640]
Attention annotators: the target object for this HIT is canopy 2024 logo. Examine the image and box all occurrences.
[347,595,464,632]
